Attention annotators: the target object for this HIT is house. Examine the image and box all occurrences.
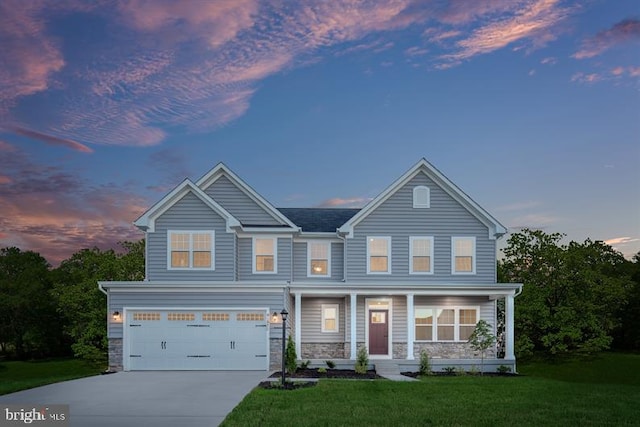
[99,159,522,372]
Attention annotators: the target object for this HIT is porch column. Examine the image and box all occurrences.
[406,293,414,360]
[350,293,357,360]
[295,292,302,358]
[505,293,515,360]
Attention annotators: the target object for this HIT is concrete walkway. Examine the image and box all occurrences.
[374,361,417,382]
[0,371,266,427]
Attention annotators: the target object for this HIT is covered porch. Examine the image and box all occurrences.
[288,283,522,372]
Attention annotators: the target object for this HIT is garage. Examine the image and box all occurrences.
[124,309,269,371]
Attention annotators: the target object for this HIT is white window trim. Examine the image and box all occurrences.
[409,236,434,275]
[366,236,392,274]
[167,230,215,270]
[414,306,480,342]
[451,236,476,275]
[307,241,331,278]
[321,303,339,333]
[252,237,278,274]
[413,185,430,208]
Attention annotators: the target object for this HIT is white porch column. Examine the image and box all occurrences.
[505,293,515,360]
[350,293,357,360]
[295,292,302,359]
[406,293,414,360]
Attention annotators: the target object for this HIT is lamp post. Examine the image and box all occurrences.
[280,308,288,386]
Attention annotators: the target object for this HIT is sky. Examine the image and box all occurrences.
[0,0,639,266]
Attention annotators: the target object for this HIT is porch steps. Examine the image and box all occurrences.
[374,361,416,382]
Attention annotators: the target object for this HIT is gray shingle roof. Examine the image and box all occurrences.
[277,208,360,232]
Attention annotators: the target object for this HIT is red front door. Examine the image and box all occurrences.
[369,310,389,355]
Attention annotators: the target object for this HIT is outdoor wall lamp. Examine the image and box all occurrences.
[271,312,280,323]
[111,311,122,322]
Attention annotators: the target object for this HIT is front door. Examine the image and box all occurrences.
[369,310,389,355]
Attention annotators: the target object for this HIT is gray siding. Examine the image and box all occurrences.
[347,172,496,283]
[108,291,284,338]
[237,237,292,281]
[299,297,345,343]
[292,241,344,281]
[147,192,234,281]
[204,175,281,225]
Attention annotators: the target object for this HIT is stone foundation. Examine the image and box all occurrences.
[108,338,123,371]
[393,343,407,359]
[270,338,283,370]
[413,342,496,359]
[301,343,345,359]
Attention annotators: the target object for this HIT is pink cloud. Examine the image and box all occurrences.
[316,197,372,208]
[4,125,93,153]
[541,56,557,65]
[0,140,17,151]
[570,72,603,84]
[573,19,640,59]
[0,176,12,184]
[444,0,572,62]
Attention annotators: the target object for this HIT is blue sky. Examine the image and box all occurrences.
[0,0,638,265]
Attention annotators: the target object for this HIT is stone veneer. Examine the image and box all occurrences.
[270,338,282,370]
[301,343,345,359]
[414,342,496,359]
[108,338,123,371]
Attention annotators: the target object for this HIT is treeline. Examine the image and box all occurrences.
[0,241,144,364]
[0,230,638,366]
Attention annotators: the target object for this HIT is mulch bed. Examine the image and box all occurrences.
[401,371,519,378]
[270,368,381,379]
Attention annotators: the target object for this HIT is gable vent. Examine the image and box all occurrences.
[413,186,430,208]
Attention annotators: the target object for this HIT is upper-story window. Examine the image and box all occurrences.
[168,231,214,269]
[452,237,476,274]
[253,237,277,274]
[308,241,331,277]
[410,236,434,274]
[367,236,391,274]
[413,186,430,208]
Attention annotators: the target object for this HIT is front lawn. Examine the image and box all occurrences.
[222,352,640,426]
[0,359,102,395]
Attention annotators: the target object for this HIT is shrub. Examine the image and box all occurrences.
[325,360,336,369]
[443,366,456,375]
[469,365,481,376]
[318,367,327,374]
[355,347,369,374]
[285,335,297,374]
[454,367,467,376]
[419,350,432,376]
[299,360,310,370]
[497,365,512,374]
[468,319,496,376]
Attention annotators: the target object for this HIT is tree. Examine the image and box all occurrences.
[501,229,630,358]
[51,241,144,365]
[0,247,65,359]
[468,320,495,375]
[285,335,297,374]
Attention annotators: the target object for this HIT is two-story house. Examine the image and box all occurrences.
[99,159,522,372]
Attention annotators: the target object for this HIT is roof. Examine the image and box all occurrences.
[338,158,507,239]
[278,208,360,232]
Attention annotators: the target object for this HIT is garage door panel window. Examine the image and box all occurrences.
[168,231,215,270]
[133,312,160,321]
[237,313,265,321]
[414,307,480,342]
[167,313,195,321]
[203,313,229,321]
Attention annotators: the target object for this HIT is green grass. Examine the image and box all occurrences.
[0,358,102,395]
[222,352,640,427]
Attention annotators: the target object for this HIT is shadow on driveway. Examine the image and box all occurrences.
[0,371,266,427]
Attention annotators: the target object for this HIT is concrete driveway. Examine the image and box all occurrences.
[0,371,266,427]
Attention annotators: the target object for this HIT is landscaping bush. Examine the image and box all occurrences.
[325,360,336,368]
[285,335,297,374]
[419,350,431,376]
[355,347,368,374]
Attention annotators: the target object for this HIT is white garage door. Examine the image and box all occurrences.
[126,310,269,371]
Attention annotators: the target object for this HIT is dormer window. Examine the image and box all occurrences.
[413,186,430,208]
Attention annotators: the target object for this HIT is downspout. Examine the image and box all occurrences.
[144,230,149,281]
[338,233,347,282]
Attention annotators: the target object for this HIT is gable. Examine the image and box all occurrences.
[338,159,506,239]
[197,164,297,229]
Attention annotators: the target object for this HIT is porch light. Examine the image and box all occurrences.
[280,309,288,386]
[111,311,121,322]
[271,312,279,323]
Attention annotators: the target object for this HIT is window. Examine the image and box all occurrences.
[253,237,276,273]
[452,237,476,274]
[321,304,339,332]
[367,236,391,274]
[410,236,434,274]
[413,186,430,208]
[414,307,479,341]
[168,231,214,269]
[308,241,331,277]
